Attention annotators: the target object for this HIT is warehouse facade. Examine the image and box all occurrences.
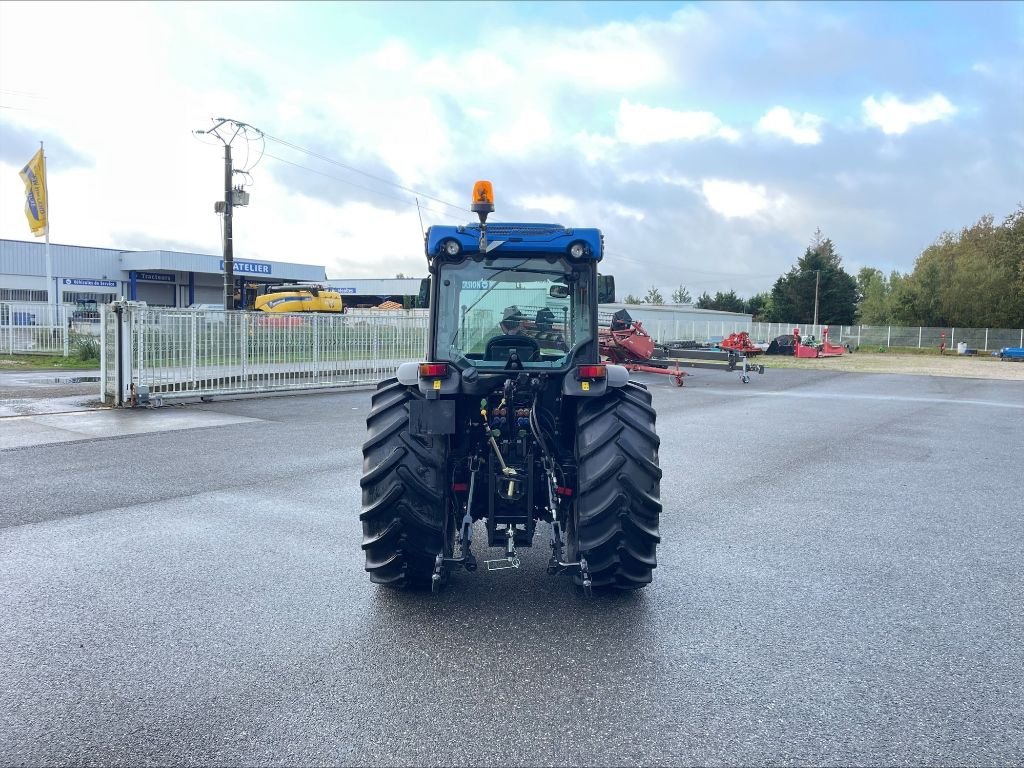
[0,238,327,308]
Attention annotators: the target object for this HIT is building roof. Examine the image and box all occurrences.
[1,239,326,282]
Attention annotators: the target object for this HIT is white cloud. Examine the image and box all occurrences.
[756,106,824,145]
[619,171,696,189]
[701,179,779,219]
[607,203,646,222]
[572,131,620,165]
[486,110,553,156]
[862,93,957,135]
[616,100,740,144]
[534,22,670,91]
[515,194,576,217]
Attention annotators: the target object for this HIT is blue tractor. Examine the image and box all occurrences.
[360,182,662,594]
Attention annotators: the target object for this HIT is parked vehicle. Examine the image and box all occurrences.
[72,300,100,322]
[360,181,661,594]
[251,283,345,314]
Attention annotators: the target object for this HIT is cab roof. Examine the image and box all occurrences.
[426,223,603,262]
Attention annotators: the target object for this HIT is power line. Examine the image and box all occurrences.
[262,132,470,215]
[261,152,468,223]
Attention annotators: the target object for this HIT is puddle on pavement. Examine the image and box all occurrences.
[54,376,101,384]
[0,396,107,418]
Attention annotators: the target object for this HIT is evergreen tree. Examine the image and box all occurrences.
[744,292,770,319]
[671,285,692,304]
[768,232,857,324]
[644,286,665,305]
[710,290,745,313]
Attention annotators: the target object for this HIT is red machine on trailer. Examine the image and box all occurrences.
[599,310,765,385]
[718,331,763,356]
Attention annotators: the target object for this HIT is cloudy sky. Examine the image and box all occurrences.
[0,1,1021,298]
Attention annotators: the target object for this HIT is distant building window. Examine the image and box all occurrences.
[0,288,47,302]
[62,291,117,303]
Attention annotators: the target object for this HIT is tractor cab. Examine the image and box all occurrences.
[424,183,614,375]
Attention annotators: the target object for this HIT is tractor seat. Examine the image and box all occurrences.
[484,334,540,362]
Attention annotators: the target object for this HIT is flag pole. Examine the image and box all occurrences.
[41,140,54,325]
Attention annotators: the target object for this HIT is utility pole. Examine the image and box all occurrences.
[813,269,820,328]
[223,141,234,309]
[194,118,260,309]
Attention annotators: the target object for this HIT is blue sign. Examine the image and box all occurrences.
[63,278,118,288]
[220,260,272,275]
[135,271,174,283]
[333,287,357,294]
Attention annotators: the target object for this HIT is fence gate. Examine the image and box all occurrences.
[100,302,428,406]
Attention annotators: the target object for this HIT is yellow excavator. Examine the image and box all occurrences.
[250,283,345,314]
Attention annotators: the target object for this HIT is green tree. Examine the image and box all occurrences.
[768,232,857,324]
[695,291,713,309]
[624,293,642,305]
[744,292,770,319]
[855,267,892,324]
[644,286,665,305]
[671,285,692,304]
[901,208,1024,327]
[710,290,745,313]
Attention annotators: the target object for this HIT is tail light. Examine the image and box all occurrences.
[576,364,607,380]
[418,362,450,378]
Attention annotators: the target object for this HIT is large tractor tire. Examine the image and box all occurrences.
[573,381,662,590]
[360,378,451,588]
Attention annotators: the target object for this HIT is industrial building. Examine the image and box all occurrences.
[0,239,421,309]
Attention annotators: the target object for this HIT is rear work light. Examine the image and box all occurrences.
[576,364,607,380]
[418,362,450,378]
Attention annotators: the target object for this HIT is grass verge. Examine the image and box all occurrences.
[0,354,99,371]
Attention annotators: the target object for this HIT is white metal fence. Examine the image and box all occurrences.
[0,300,102,355]
[97,302,1024,406]
[637,318,1024,351]
[747,323,1024,351]
[101,303,428,405]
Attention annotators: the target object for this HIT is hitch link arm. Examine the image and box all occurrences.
[480,400,516,478]
[543,457,566,573]
[459,457,480,569]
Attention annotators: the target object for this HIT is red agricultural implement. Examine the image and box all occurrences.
[719,331,763,356]
[599,310,765,386]
[793,326,849,358]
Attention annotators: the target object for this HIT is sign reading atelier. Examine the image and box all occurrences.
[220,260,272,275]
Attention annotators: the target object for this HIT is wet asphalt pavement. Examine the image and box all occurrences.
[0,369,102,417]
[1,369,1023,766]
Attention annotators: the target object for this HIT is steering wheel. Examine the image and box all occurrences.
[484,334,540,362]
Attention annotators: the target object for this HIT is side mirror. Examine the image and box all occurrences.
[417,278,430,309]
[549,284,570,299]
[598,275,615,304]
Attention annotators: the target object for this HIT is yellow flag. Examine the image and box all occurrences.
[20,148,48,237]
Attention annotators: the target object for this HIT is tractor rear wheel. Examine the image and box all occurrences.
[360,378,452,589]
[572,381,662,590]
